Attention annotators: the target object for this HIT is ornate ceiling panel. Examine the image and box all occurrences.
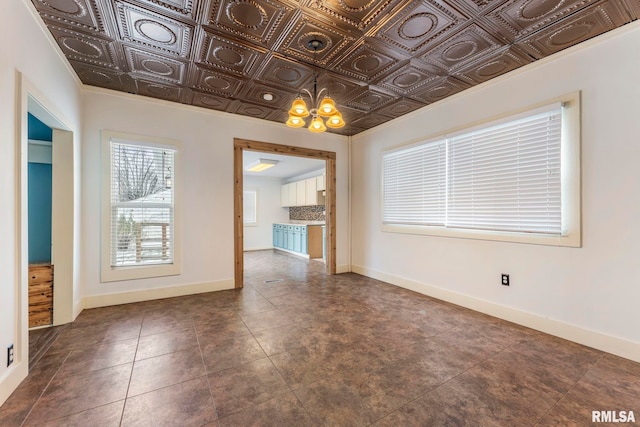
[31,0,639,135]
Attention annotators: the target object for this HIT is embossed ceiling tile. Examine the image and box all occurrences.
[48,25,120,68]
[191,90,235,110]
[204,0,295,48]
[229,101,278,119]
[115,1,193,56]
[70,60,128,90]
[487,0,603,39]
[408,76,470,103]
[237,82,297,106]
[376,61,443,94]
[190,65,247,95]
[136,79,183,101]
[333,126,363,136]
[440,0,511,16]
[317,74,366,101]
[198,30,267,75]
[124,46,187,83]
[344,86,399,111]
[266,109,290,122]
[375,0,469,54]
[453,46,532,84]
[334,40,405,82]
[374,97,426,118]
[32,0,110,35]
[514,0,631,57]
[139,0,199,19]
[350,112,391,128]
[276,14,357,67]
[621,0,640,18]
[302,0,399,31]
[419,23,505,71]
[255,56,314,90]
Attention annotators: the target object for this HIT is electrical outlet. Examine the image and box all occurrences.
[501,274,510,286]
[7,344,14,367]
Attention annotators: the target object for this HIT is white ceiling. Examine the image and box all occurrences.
[243,150,325,179]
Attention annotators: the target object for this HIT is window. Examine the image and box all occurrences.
[101,131,181,282]
[382,94,580,247]
[243,188,258,226]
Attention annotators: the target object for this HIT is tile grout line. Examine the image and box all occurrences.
[118,318,144,427]
[19,349,73,427]
[366,331,535,426]
[531,352,607,427]
[195,315,222,425]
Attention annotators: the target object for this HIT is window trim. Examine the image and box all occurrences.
[381,92,581,248]
[243,187,259,227]
[101,130,182,282]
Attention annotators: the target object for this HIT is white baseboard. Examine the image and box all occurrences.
[82,279,235,309]
[0,361,28,406]
[273,248,310,259]
[352,265,640,363]
[243,247,274,252]
[337,264,351,274]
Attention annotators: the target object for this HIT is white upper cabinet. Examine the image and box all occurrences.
[296,181,306,206]
[305,178,317,205]
[281,175,326,207]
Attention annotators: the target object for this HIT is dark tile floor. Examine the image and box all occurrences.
[1,250,639,426]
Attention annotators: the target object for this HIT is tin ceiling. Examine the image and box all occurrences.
[31,0,638,135]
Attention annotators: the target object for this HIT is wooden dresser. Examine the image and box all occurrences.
[28,264,54,328]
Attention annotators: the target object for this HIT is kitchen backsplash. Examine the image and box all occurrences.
[290,205,325,221]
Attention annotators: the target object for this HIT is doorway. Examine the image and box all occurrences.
[18,78,77,375]
[233,138,337,288]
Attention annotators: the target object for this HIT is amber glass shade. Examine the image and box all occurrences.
[326,111,345,128]
[308,116,327,133]
[288,97,310,117]
[286,115,305,128]
[318,96,337,117]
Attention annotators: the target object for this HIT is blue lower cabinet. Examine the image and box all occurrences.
[301,227,308,254]
[273,225,278,248]
[293,226,302,252]
[277,224,284,247]
[286,225,294,250]
[272,224,285,249]
[273,224,309,256]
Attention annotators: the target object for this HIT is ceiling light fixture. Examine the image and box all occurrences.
[246,158,279,172]
[286,39,345,133]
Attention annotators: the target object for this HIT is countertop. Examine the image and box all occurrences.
[274,221,325,226]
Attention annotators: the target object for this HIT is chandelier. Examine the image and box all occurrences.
[286,40,345,133]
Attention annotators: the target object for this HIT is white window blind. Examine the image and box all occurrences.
[110,142,175,267]
[382,104,563,236]
[383,140,446,226]
[448,107,562,234]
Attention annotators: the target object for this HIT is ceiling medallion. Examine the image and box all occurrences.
[226,0,268,29]
[41,0,87,17]
[134,19,177,44]
[286,39,345,133]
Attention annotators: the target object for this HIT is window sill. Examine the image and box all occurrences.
[101,263,181,283]
[381,223,581,248]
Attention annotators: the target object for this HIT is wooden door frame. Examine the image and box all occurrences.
[234,138,337,288]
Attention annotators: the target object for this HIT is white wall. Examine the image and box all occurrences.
[80,89,350,305]
[0,0,82,405]
[243,175,289,250]
[351,22,640,361]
